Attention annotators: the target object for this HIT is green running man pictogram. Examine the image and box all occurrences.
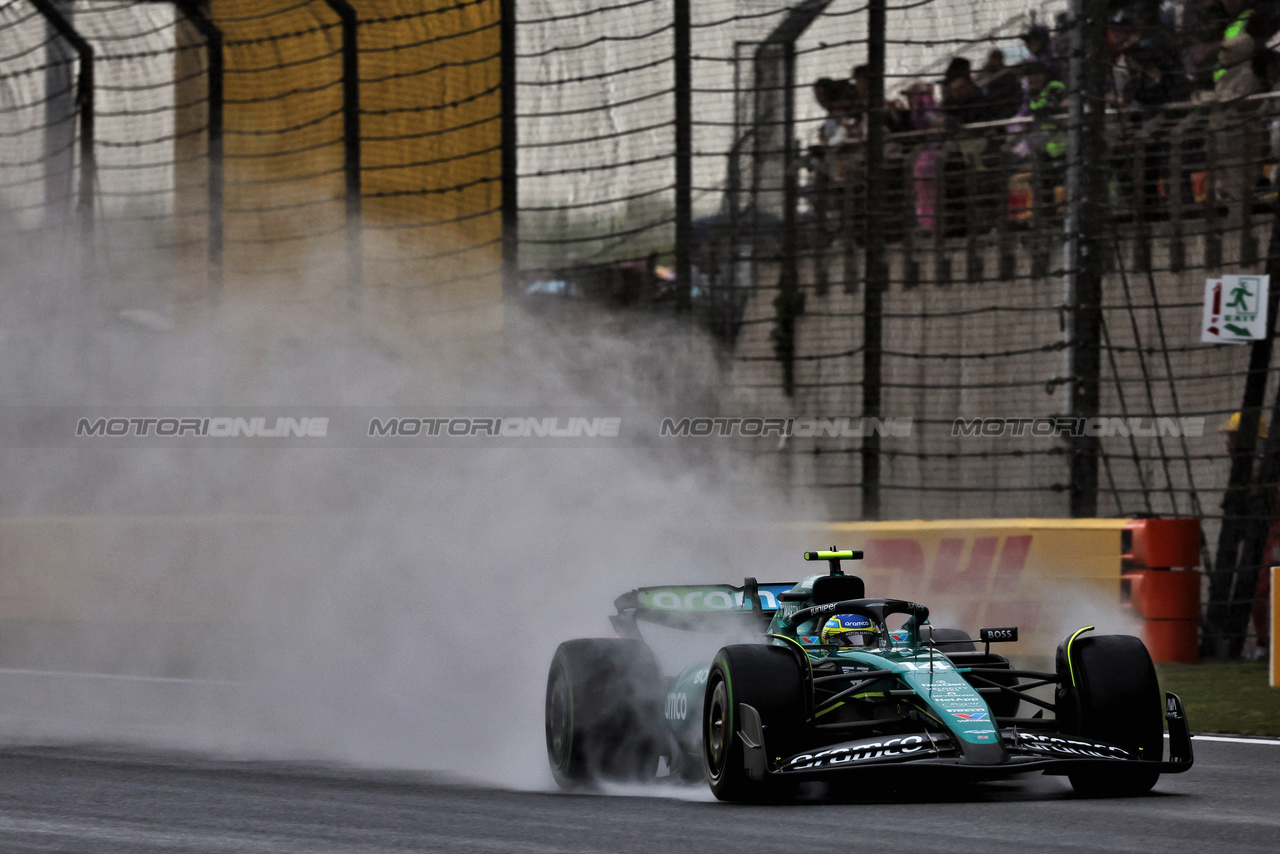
[1227,281,1254,311]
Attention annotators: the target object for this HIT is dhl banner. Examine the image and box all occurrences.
[797,519,1135,660]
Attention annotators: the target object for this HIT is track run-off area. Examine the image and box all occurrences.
[0,736,1274,853]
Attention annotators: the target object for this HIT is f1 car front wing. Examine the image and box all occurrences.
[738,692,1194,781]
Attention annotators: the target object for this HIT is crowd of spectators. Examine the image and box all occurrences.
[808,0,1280,233]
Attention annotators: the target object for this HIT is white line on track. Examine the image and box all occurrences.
[1189,734,1280,745]
[1163,732,1280,745]
[0,667,245,686]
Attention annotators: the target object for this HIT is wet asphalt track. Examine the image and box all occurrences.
[0,737,1275,853]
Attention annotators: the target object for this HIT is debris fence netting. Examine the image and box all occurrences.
[1,1,1277,654]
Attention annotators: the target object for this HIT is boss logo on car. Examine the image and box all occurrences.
[784,735,931,770]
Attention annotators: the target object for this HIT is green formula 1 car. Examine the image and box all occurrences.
[545,549,1193,801]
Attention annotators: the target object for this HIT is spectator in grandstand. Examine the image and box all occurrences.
[1120,38,1193,213]
[1026,62,1067,141]
[936,59,1005,235]
[940,57,1001,125]
[1264,30,1280,189]
[849,64,912,134]
[1052,12,1074,71]
[813,77,856,146]
[1108,13,1143,92]
[975,49,1024,119]
[1209,0,1271,209]
[902,79,940,130]
[1109,12,1165,103]
[851,65,871,119]
[1183,0,1230,90]
[1215,0,1266,100]
[903,80,944,232]
[809,77,858,235]
[1126,36,1195,107]
[1024,61,1068,221]
[1020,24,1061,81]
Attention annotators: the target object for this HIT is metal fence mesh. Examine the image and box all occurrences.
[1,0,1278,654]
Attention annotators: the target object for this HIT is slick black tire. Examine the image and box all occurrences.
[545,639,665,791]
[1056,632,1162,797]
[702,644,805,803]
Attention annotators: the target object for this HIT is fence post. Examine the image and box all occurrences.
[1204,121,1222,269]
[1132,120,1150,273]
[1064,0,1108,518]
[30,0,93,243]
[996,141,1015,279]
[501,0,519,302]
[782,43,798,304]
[674,0,692,312]
[321,0,362,311]
[1203,158,1280,657]
[175,1,223,300]
[861,0,886,521]
[932,142,949,285]
[1169,116,1185,272]
[41,0,74,230]
[964,133,981,283]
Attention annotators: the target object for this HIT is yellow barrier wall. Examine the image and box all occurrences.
[0,516,1132,669]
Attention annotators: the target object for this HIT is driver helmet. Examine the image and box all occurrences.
[821,614,880,648]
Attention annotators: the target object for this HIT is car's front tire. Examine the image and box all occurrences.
[702,644,805,802]
[1056,631,1163,797]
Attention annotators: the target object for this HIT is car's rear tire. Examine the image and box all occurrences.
[702,644,805,803]
[545,638,665,790]
[1055,632,1162,797]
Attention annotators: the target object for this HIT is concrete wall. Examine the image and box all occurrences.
[728,215,1271,526]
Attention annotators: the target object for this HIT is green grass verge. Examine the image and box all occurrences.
[1156,661,1280,736]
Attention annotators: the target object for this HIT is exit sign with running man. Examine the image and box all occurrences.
[1203,275,1270,343]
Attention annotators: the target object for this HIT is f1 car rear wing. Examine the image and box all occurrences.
[610,578,796,636]
[610,549,865,636]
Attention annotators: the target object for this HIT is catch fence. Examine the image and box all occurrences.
[1,0,1278,655]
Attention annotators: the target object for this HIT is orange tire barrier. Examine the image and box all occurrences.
[1123,569,1201,663]
[1121,518,1201,663]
